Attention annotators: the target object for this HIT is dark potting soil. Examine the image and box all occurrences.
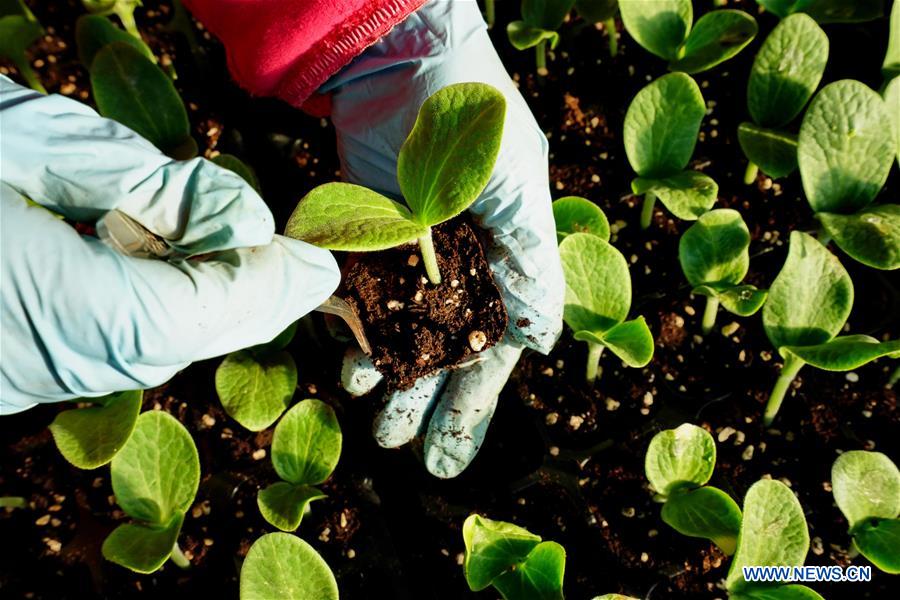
[339,218,507,391]
[1,1,899,600]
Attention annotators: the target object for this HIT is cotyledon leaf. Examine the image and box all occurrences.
[522,0,577,30]
[559,233,631,335]
[257,482,326,532]
[718,285,768,317]
[661,485,742,554]
[819,204,900,270]
[831,450,900,529]
[271,399,342,486]
[552,196,610,241]
[852,518,900,574]
[632,171,718,220]
[462,514,542,591]
[670,9,758,75]
[645,423,716,497]
[679,208,750,289]
[598,317,654,368]
[783,336,900,372]
[102,513,184,574]
[507,21,560,50]
[240,533,338,600]
[574,0,618,23]
[619,0,692,61]
[76,14,154,69]
[885,77,900,165]
[738,123,799,179]
[215,350,297,432]
[491,541,566,600]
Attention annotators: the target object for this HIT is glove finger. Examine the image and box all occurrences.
[341,347,384,396]
[424,341,523,478]
[373,369,449,449]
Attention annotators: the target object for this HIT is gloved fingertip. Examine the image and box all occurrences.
[341,348,383,396]
[424,441,475,480]
[372,370,448,448]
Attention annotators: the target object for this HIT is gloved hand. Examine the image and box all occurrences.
[0,76,340,414]
[322,0,565,478]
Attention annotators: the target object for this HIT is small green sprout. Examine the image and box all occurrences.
[739,14,828,184]
[756,0,884,24]
[624,73,717,229]
[645,424,742,555]
[884,1,900,83]
[552,196,610,242]
[559,232,654,383]
[82,0,143,41]
[286,83,506,285]
[49,390,143,470]
[0,0,47,93]
[762,231,900,425]
[462,514,565,600]
[798,80,898,270]
[679,209,767,334]
[619,0,757,74]
[240,532,338,600]
[574,0,620,56]
[832,450,900,574]
[102,411,200,573]
[507,0,575,74]
[257,399,342,532]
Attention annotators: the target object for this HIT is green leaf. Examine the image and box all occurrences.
[49,390,142,469]
[734,585,825,600]
[853,518,900,574]
[670,10,758,75]
[600,317,654,367]
[250,321,298,356]
[632,171,718,220]
[884,1,900,81]
[240,532,339,600]
[212,154,261,194]
[832,450,900,529]
[552,196,610,242]
[271,399,342,485]
[284,182,427,251]
[0,15,44,89]
[645,423,716,497]
[624,72,705,177]
[462,514,542,591]
[574,0,618,23]
[763,231,853,350]
[737,123,799,179]
[257,482,326,532]
[76,14,154,69]
[398,82,506,227]
[110,411,200,524]
[747,14,828,128]
[492,541,566,600]
[522,0,577,29]
[755,0,796,19]
[679,208,750,289]
[215,350,297,432]
[885,77,900,165]
[559,233,631,335]
[102,513,183,574]
[726,480,810,592]
[820,204,900,271]
[802,0,884,24]
[798,80,895,214]
[782,335,900,371]
[618,0,692,61]
[592,596,640,600]
[507,21,560,50]
[661,486,742,555]
[719,285,768,317]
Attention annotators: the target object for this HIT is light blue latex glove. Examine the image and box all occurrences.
[324,0,565,478]
[0,76,340,414]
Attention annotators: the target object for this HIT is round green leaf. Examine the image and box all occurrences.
[76,14,154,70]
[90,42,195,159]
[748,14,829,128]
[271,399,342,485]
[462,514,542,592]
[619,0,692,61]
[212,154,261,194]
[552,196,610,241]
[832,450,900,529]
[49,390,142,469]
[560,233,631,335]
[215,350,297,432]
[719,285,768,317]
[574,0,618,23]
[798,80,895,214]
[257,482,326,532]
[763,231,853,350]
[597,317,654,368]
[102,513,184,574]
[820,204,900,270]
[624,73,706,177]
[398,83,506,227]
[492,541,566,600]
[853,518,900,574]
[679,208,751,289]
[111,411,200,525]
[632,171,718,220]
[783,335,900,371]
[240,533,338,600]
[661,485,742,555]
[670,10,758,75]
[507,21,560,51]
[645,423,716,497]
[737,123,799,179]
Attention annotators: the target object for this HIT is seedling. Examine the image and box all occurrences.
[257,399,342,532]
[0,0,46,93]
[507,0,575,74]
[49,390,142,469]
[575,0,620,56]
[462,514,565,600]
[645,424,742,554]
[624,73,717,229]
[756,0,884,24]
[559,232,654,383]
[240,532,338,600]
[797,80,899,270]
[739,14,828,184]
[102,411,200,573]
[552,196,610,242]
[83,0,143,41]
[679,209,767,334]
[285,83,506,285]
[831,450,900,574]
[762,231,900,425]
[619,0,757,74]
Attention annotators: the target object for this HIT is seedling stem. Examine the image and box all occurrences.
[418,230,442,285]
[701,296,719,335]
[764,355,804,425]
[744,162,758,186]
[605,18,618,57]
[640,192,656,230]
[170,542,190,569]
[536,39,548,76]
[889,366,900,388]
[485,0,495,29]
[115,6,142,40]
[586,343,605,383]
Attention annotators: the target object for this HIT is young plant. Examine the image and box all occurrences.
[552,195,610,242]
[257,399,342,532]
[624,73,717,229]
[559,232,654,383]
[574,0,620,56]
[507,0,575,74]
[831,450,900,574]
[0,0,46,93]
[240,532,338,600]
[762,231,900,425]
[102,411,200,573]
[462,514,565,600]
[645,424,742,554]
[739,14,828,184]
[756,0,884,24]
[285,83,506,285]
[798,80,899,270]
[83,0,143,40]
[619,0,757,74]
[216,322,299,432]
[679,209,767,334]
[49,390,142,469]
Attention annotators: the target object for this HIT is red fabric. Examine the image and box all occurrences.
[183,0,427,112]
